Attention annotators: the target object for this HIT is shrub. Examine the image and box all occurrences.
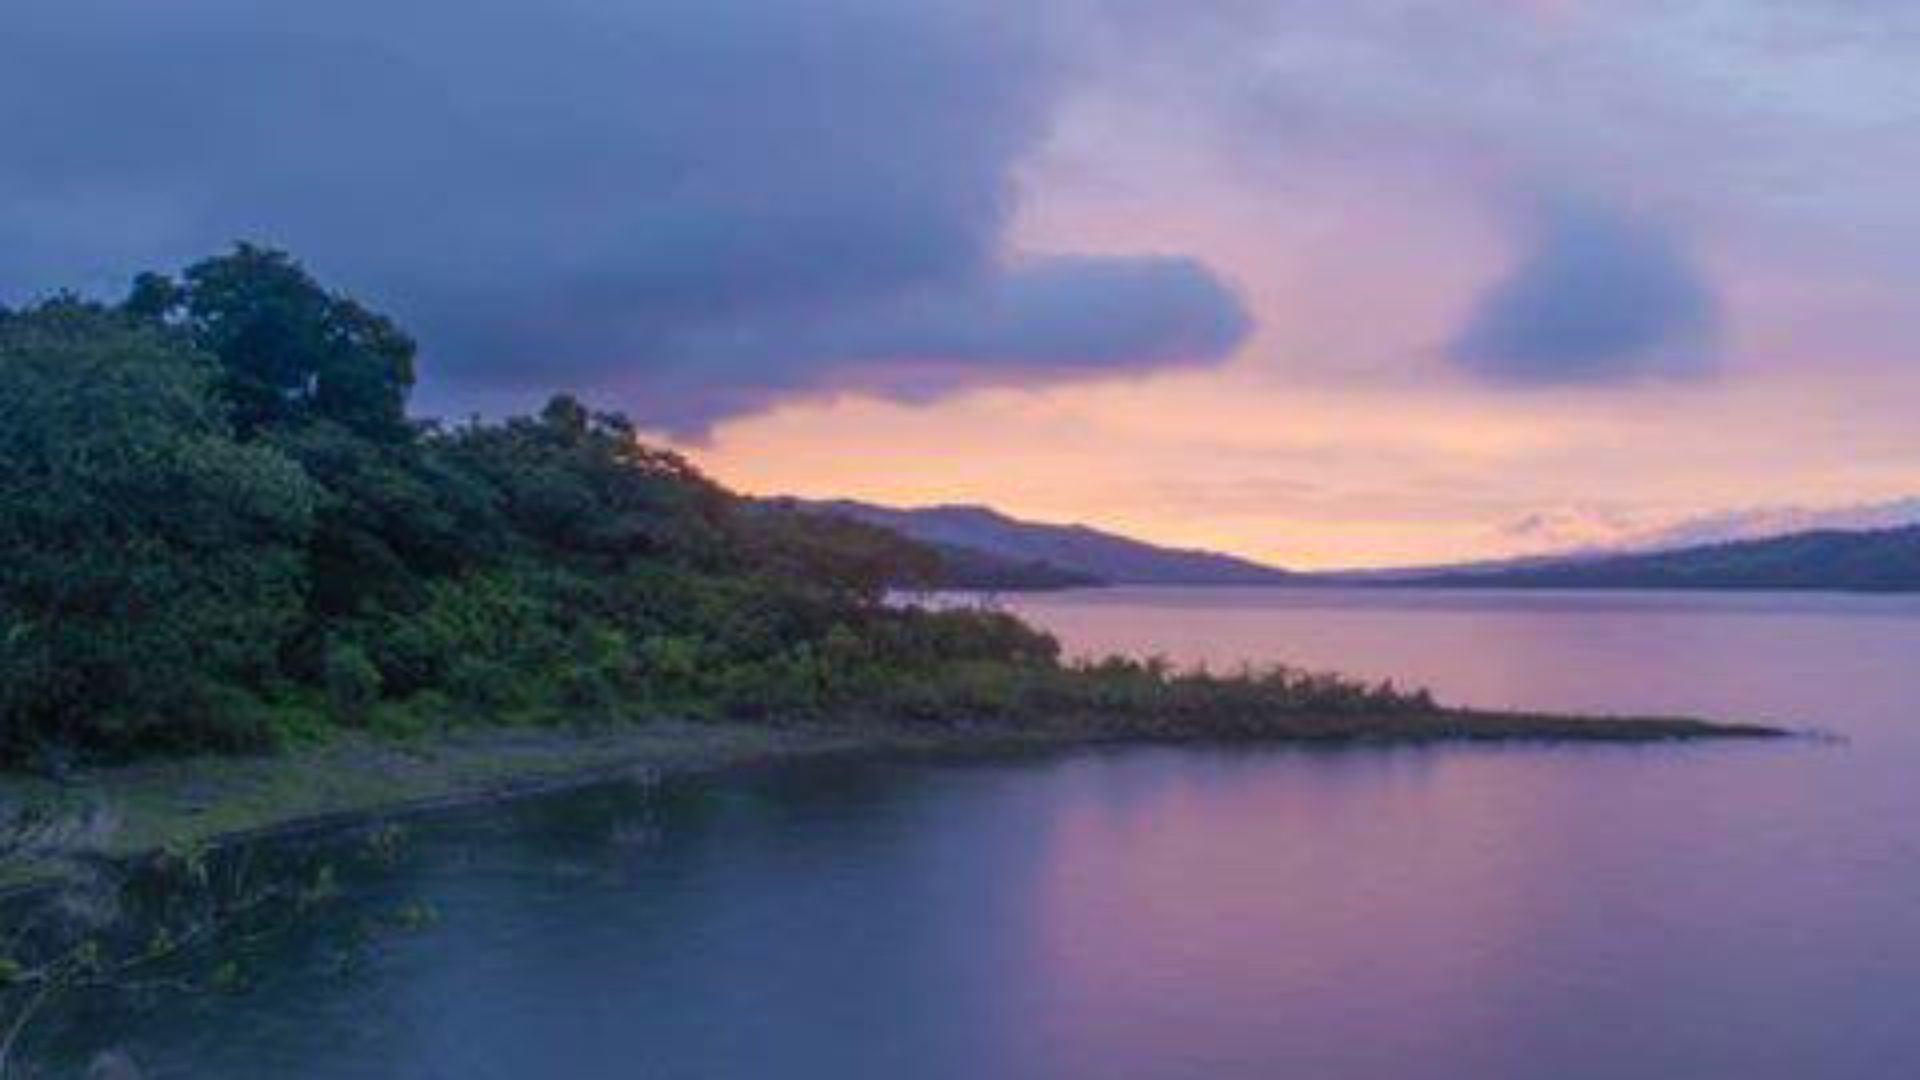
[321,643,383,723]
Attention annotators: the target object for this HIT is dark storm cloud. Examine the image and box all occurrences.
[1450,197,1721,386]
[622,253,1251,433]
[0,0,1250,431]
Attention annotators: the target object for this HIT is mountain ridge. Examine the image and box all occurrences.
[1600,497,1920,554]
[768,498,1298,587]
[1400,523,1920,593]
[775,496,1920,593]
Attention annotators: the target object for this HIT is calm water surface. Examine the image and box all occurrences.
[87,589,1920,1078]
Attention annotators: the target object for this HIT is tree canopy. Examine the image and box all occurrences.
[0,247,1010,760]
[0,300,318,754]
[132,245,417,441]
[0,244,1430,766]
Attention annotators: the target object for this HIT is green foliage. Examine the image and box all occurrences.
[737,507,943,601]
[320,643,383,723]
[0,245,1441,766]
[133,244,417,441]
[255,698,335,750]
[270,420,502,618]
[435,394,732,573]
[0,301,319,759]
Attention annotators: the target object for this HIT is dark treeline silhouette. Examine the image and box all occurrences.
[1408,527,1920,592]
[1,246,1438,765]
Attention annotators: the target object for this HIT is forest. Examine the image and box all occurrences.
[0,247,1436,767]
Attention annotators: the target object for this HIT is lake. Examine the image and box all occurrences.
[65,588,1920,1078]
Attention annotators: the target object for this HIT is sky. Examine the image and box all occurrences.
[5,0,1920,567]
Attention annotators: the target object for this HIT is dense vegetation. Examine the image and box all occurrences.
[759,498,1102,590]
[1411,527,1920,592]
[0,247,1441,767]
[900,540,1103,591]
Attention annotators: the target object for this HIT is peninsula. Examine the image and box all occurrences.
[0,247,1782,874]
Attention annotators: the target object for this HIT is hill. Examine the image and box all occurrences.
[923,542,1105,591]
[1406,525,1920,593]
[772,499,1298,587]
[3,243,1476,766]
[1600,497,1920,553]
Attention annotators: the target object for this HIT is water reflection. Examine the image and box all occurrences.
[1000,587,1920,734]
[49,589,1920,1078]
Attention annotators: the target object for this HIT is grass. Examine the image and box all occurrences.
[0,702,1787,896]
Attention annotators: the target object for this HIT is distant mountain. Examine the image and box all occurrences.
[1406,524,1920,593]
[1602,497,1920,553]
[921,542,1105,591]
[1340,495,1920,584]
[1319,550,1599,583]
[772,499,1298,587]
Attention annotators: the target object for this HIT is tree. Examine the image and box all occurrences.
[735,507,943,603]
[439,396,735,573]
[0,302,319,758]
[118,248,488,623]
[267,420,504,619]
[127,245,417,441]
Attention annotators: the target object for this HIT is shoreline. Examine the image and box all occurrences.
[2,710,1790,895]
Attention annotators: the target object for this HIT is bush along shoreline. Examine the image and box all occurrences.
[0,244,1782,777]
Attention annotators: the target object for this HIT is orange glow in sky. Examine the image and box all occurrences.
[685,134,1920,570]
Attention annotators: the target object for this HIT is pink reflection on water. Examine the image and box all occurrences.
[1021,750,1549,1076]
[1000,587,1920,732]
[1017,726,1848,1078]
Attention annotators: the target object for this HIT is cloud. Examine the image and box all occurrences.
[0,0,1250,433]
[1449,196,1720,385]
[470,252,1251,436]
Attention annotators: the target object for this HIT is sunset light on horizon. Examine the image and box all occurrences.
[684,1,1920,568]
[9,0,1920,568]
